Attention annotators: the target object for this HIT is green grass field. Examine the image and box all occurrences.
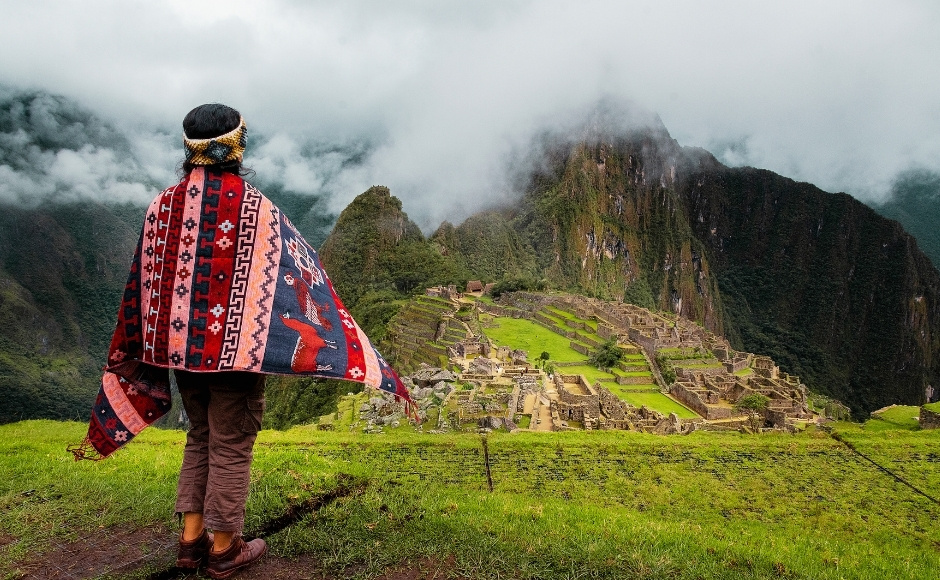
[1,421,938,579]
[866,405,921,431]
[607,383,660,392]
[557,364,616,384]
[613,391,699,418]
[482,317,587,363]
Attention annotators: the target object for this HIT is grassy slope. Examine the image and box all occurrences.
[1,420,938,579]
[868,405,922,431]
[481,317,586,363]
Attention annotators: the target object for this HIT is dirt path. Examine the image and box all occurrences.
[532,396,553,432]
[15,524,175,579]
[522,393,535,414]
[13,526,464,580]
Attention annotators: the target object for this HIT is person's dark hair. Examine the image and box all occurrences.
[178,103,254,178]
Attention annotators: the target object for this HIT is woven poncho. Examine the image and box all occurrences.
[72,168,412,459]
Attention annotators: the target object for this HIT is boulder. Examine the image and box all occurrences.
[430,369,457,384]
[653,412,682,435]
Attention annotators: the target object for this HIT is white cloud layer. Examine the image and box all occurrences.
[0,0,938,228]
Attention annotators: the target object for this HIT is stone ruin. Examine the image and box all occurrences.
[538,295,813,429]
[548,374,695,434]
[448,336,489,359]
[377,291,822,435]
[920,405,940,429]
[358,364,456,432]
[425,284,461,301]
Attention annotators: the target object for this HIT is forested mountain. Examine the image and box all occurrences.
[0,201,140,422]
[319,123,940,417]
[874,169,940,269]
[2,88,938,422]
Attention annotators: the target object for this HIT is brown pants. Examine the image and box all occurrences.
[174,370,266,532]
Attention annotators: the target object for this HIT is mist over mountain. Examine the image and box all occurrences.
[319,121,940,417]
[2,86,940,421]
[0,87,349,421]
[874,169,940,269]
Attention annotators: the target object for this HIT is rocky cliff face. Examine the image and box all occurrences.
[681,165,940,414]
[509,132,726,333]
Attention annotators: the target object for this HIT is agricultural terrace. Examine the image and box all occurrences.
[1,420,938,579]
[867,405,922,431]
[480,316,588,363]
[479,312,699,420]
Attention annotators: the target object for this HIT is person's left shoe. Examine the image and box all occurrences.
[176,528,214,569]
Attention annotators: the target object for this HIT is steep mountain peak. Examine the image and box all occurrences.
[318,186,467,318]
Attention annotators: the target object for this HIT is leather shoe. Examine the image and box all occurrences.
[176,528,213,569]
[207,536,267,579]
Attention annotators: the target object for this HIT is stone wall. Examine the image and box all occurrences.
[670,383,731,420]
[616,375,655,385]
[920,406,940,429]
[570,342,592,356]
[675,365,726,378]
[723,356,750,373]
[670,383,709,417]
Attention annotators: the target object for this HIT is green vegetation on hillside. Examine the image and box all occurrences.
[875,169,940,269]
[867,405,922,431]
[588,338,624,368]
[318,186,468,341]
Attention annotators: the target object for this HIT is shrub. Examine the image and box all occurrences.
[589,339,623,369]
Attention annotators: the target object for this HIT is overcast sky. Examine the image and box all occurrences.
[1,0,938,229]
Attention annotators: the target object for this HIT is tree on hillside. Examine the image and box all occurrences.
[735,393,770,430]
[534,351,550,368]
[589,339,623,369]
[656,354,676,385]
[490,277,547,299]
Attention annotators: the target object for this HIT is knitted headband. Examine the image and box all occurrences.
[183,117,247,166]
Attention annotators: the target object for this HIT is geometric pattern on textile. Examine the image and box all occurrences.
[72,168,413,460]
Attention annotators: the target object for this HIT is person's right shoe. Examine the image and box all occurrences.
[176,529,213,569]
[206,536,267,579]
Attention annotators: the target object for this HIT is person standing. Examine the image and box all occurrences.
[71,103,414,579]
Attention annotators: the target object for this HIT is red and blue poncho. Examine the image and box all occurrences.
[72,167,413,459]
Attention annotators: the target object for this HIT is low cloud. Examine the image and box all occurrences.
[0,0,938,224]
